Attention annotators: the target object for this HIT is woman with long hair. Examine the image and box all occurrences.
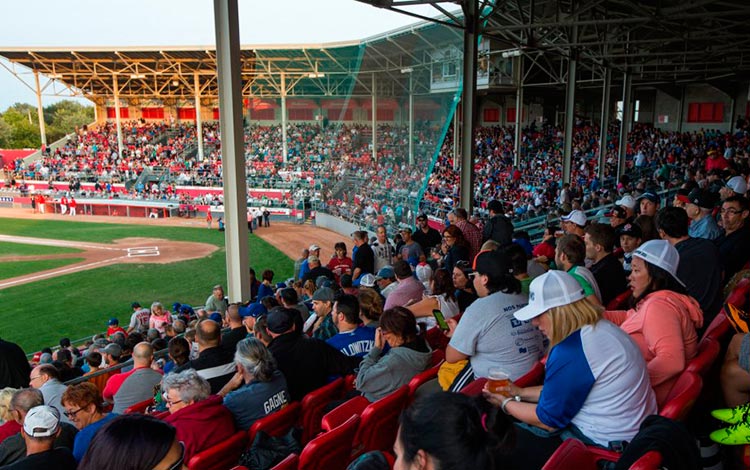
[404,269,459,328]
[452,260,478,312]
[483,271,657,466]
[78,414,186,470]
[395,392,516,470]
[434,225,470,272]
[603,239,702,405]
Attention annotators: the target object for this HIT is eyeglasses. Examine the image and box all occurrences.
[155,441,185,470]
[720,208,745,215]
[64,407,85,418]
[162,392,183,407]
[468,272,480,279]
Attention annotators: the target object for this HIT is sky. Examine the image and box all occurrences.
[0,0,440,110]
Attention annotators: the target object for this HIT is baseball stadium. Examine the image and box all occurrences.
[0,0,750,468]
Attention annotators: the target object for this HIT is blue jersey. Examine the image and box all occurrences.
[536,320,657,446]
[326,326,376,357]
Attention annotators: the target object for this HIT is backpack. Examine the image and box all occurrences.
[609,415,700,470]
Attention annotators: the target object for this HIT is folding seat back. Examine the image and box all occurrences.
[299,415,360,470]
[271,454,299,470]
[355,386,409,456]
[187,431,249,470]
[300,377,344,443]
[542,439,598,470]
[685,338,720,377]
[123,397,154,414]
[248,402,302,444]
[659,371,702,422]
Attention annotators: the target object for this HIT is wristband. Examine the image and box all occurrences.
[500,395,521,414]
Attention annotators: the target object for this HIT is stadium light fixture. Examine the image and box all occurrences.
[307,72,325,78]
[130,73,146,79]
[401,67,413,74]
[47,73,63,79]
[501,49,523,59]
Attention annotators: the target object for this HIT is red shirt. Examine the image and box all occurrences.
[0,420,21,445]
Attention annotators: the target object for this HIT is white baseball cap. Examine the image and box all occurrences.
[360,273,377,288]
[615,194,637,210]
[560,210,587,227]
[514,271,586,322]
[308,244,320,252]
[23,406,60,438]
[632,239,685,287]
[726,176,748,195]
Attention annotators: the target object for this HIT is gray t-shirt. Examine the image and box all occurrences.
[449,290,544,380]
[112,368,163,414]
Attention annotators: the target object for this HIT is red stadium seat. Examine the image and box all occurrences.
[187,431,248,470]
[460,360,545,397]
[300,377,345,443]
[543,439,663,470]
[727,278,750,310]
[271,454,299,470]
[460,377,488,396]
[322,386,409,457]
[702,312,731,343]
[515,360,546,388]
[659,371,702,422]
[629,451,663,470]
[424,326,449,351]
[123,397,154,414]
[429,348,445,367]
[606,289,632,310]
[248,402,301,444]
[542,439,597,470]
[321,396,369,433]
[407,365,440,404]
[685,338,720,377]
[299,415,360,470]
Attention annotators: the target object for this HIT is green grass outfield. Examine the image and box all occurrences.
[0,217,292,353]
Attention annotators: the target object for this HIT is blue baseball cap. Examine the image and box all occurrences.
[239,302,267,318]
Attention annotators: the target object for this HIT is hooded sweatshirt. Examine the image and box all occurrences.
[604,290,703,406]
[356,338,432,402]
[164,394,236,462]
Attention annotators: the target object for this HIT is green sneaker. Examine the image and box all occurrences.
[710,421,750,445]
[712,403,750,424]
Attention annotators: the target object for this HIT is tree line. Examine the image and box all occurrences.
[0,100,95,149]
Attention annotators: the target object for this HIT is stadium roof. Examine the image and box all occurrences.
[3,0,749,104]
[359,0,750,95]
[0,19,464,103]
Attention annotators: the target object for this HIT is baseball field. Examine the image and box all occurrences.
[0,212,299,353]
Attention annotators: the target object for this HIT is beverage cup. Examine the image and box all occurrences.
[487,368,510,396]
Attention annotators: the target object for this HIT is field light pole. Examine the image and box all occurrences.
[598,66,611,182]
[214,0,250,302]
[281,72,288,164]
[371,73,377,164]
[562,20,577,185]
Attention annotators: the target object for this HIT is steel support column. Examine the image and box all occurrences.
[453,100,460,172]
[598,67,611,182]
[112,74,124,158]
[677,86,685,133]
[33,71,47,147]
[213,0,249,302]
[460,0,478,213]
[617,72,633,181]
[194,72,205,162]
[562,24,578,185]
[281,73,288,164]
[408,74,414,166]
[513,55,524,167]
[371,73,377,163]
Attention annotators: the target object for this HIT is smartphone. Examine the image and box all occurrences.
[432,309,449,331]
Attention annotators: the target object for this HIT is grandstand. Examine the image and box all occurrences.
[1,0,750,468]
